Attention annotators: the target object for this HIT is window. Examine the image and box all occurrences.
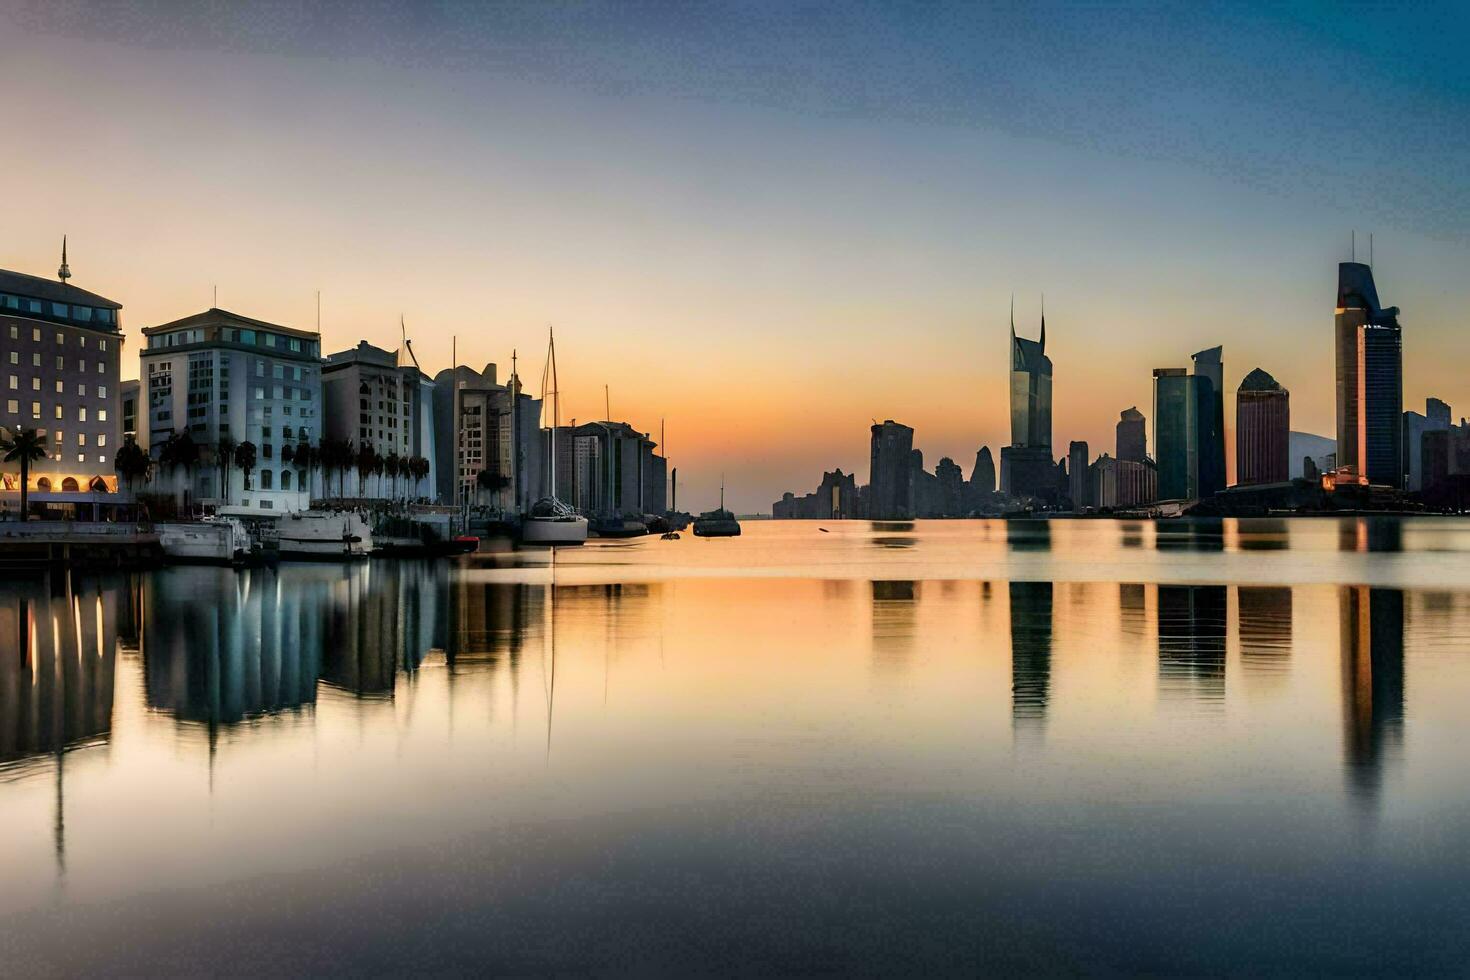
[98,455,107,464]
[99,339,108,351]
[55,355,63,370]
[80,335,88,348]
[32,328,39,341]
[77,454,85,464]
[98,410,107,422]
[6,352,14,365]
[79,408,87,422]
[272,364,283,379]
[74,306,92,323]
[32,353,40,367]
[55,381,62,393]
[54,406,61,419]
[97,363,104,374]
[77,433,86,446]
[77,384,87,397]
[79,360,87,373]
[30,401,40,419]
[30,378,39,391]
[56,332,64,345]
[260,469,273,489]
[98,386,107,399]
[5,399,15,414]
[6,376,13,389]
[52,306,67,321]
[98,434,106,448]
[281,470,292,490]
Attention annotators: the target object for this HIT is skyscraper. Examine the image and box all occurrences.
[1001,301,1056,502]
[868,419,914,519]
[1152,346,1225,501]
[1335,262,1403,487]
[1116,406,1146,463]
[1404,397,1451,491]
[1236,367,1289,486]
[1068,440,1090,510]
[971,445,996,495]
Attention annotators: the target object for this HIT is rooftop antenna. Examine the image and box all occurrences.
[604,384,611,422]
[1352,230,1356,263]
[213,284,218,308]
[57,236,71,284]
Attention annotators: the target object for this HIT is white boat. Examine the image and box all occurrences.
[521,327,588,546]
[158,516,251,564]
[277,509,373,560]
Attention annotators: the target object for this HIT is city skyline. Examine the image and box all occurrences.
[4,3,1470,512]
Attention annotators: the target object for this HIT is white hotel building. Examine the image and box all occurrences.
[138,308,321,513]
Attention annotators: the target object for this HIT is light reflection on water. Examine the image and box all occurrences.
[2,518,1470,974]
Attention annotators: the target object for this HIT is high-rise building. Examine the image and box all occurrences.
[138,308,321,512]
[1001,303,1056,501]
[1403,397,1450,492]
[322,340,436,499]
[1153,347,1225,502]
[1068,440,1090,510]
[868,419,914,519]
[431,362,541,512]
[1236,368,1289,486]
[971,445,996,494]
[1091,454,1157,509]
[1116,406,1147,463]
[1335,262,1403,487]
[1,251,124,515]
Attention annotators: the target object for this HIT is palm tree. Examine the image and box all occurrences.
[2,428,49,520]
[113,438,152,496]
[411,456,431,500]
[356,443,377,499]
[158,431,201,511]
[235,440,258,492]
[215,435,237,504]
[384,451,402,501]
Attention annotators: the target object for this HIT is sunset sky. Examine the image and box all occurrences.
[3,2,1468,512]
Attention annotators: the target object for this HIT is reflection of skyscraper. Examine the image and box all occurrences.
[871,580,918,669]
[1001,302,1056,501]
[1340,587,1404,802]
[1157,585,1227,703]
[1335,262,1403,487]
[321,561,442,696]
[1009,581,1053,735]
[1237,586,1293,678]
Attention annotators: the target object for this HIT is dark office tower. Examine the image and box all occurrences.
[1192,346,1226,497]
[1116,406,1147,462]
[1403,397,1451,491]
[1336,261,1403,487]
[868,420,914,519]
[971,446,996,495]
[1068,440,1090,509]
[1152,368,1192,500]
[1001,301,1056,501]
[1236,368,1290,485]
[1152,347,1225,501]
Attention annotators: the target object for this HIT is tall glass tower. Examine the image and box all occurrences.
[1335,262,1403,487]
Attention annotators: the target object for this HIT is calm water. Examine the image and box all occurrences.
[4,518,1470,975]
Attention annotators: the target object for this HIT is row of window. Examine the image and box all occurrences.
[6,324,113,348]
[147,327,317,357]
[5,399,109,422]
[7,351,110,374]
[1,294,117,327]
[4,378,107,398]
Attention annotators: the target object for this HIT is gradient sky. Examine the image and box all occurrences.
[2,1,1468,512]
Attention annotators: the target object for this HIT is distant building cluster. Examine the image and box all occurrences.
[773,256,1467,518]
[1,245,669,522]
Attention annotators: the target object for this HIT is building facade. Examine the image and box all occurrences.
[322,340,436,499]
[1335,261,1403,487]
[1116,406,1147,462]
[1152,347,1225,502]
[1403,397,1451,492]
[1236,367,1289,486]
[1002,307,1055,501]
[1,263,124,513]
[868,420,914,519]
[138,308,321,513]
[1068,440,1090,510]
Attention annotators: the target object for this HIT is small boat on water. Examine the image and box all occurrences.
[277,509,373,560]
[158,516,251,564]
[692,479,741,537]
[591,516,649,538]
[521,327,588,546]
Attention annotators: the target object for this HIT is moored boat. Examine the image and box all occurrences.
[692,478,741,536]
[277,509,373,560]
[520,327,589,546]
[157,516,251,564]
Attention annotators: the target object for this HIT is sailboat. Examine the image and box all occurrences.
[692,476,741,537]
[522,327,589,545]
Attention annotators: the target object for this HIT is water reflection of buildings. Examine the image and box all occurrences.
[1238,587,1293,685]
[1009,581,1053,736]
[142,562,447,721]
[1157,585,1227,704]
[1340,586,1404,803]
[0,573,119,763]
[871,580,918,669]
